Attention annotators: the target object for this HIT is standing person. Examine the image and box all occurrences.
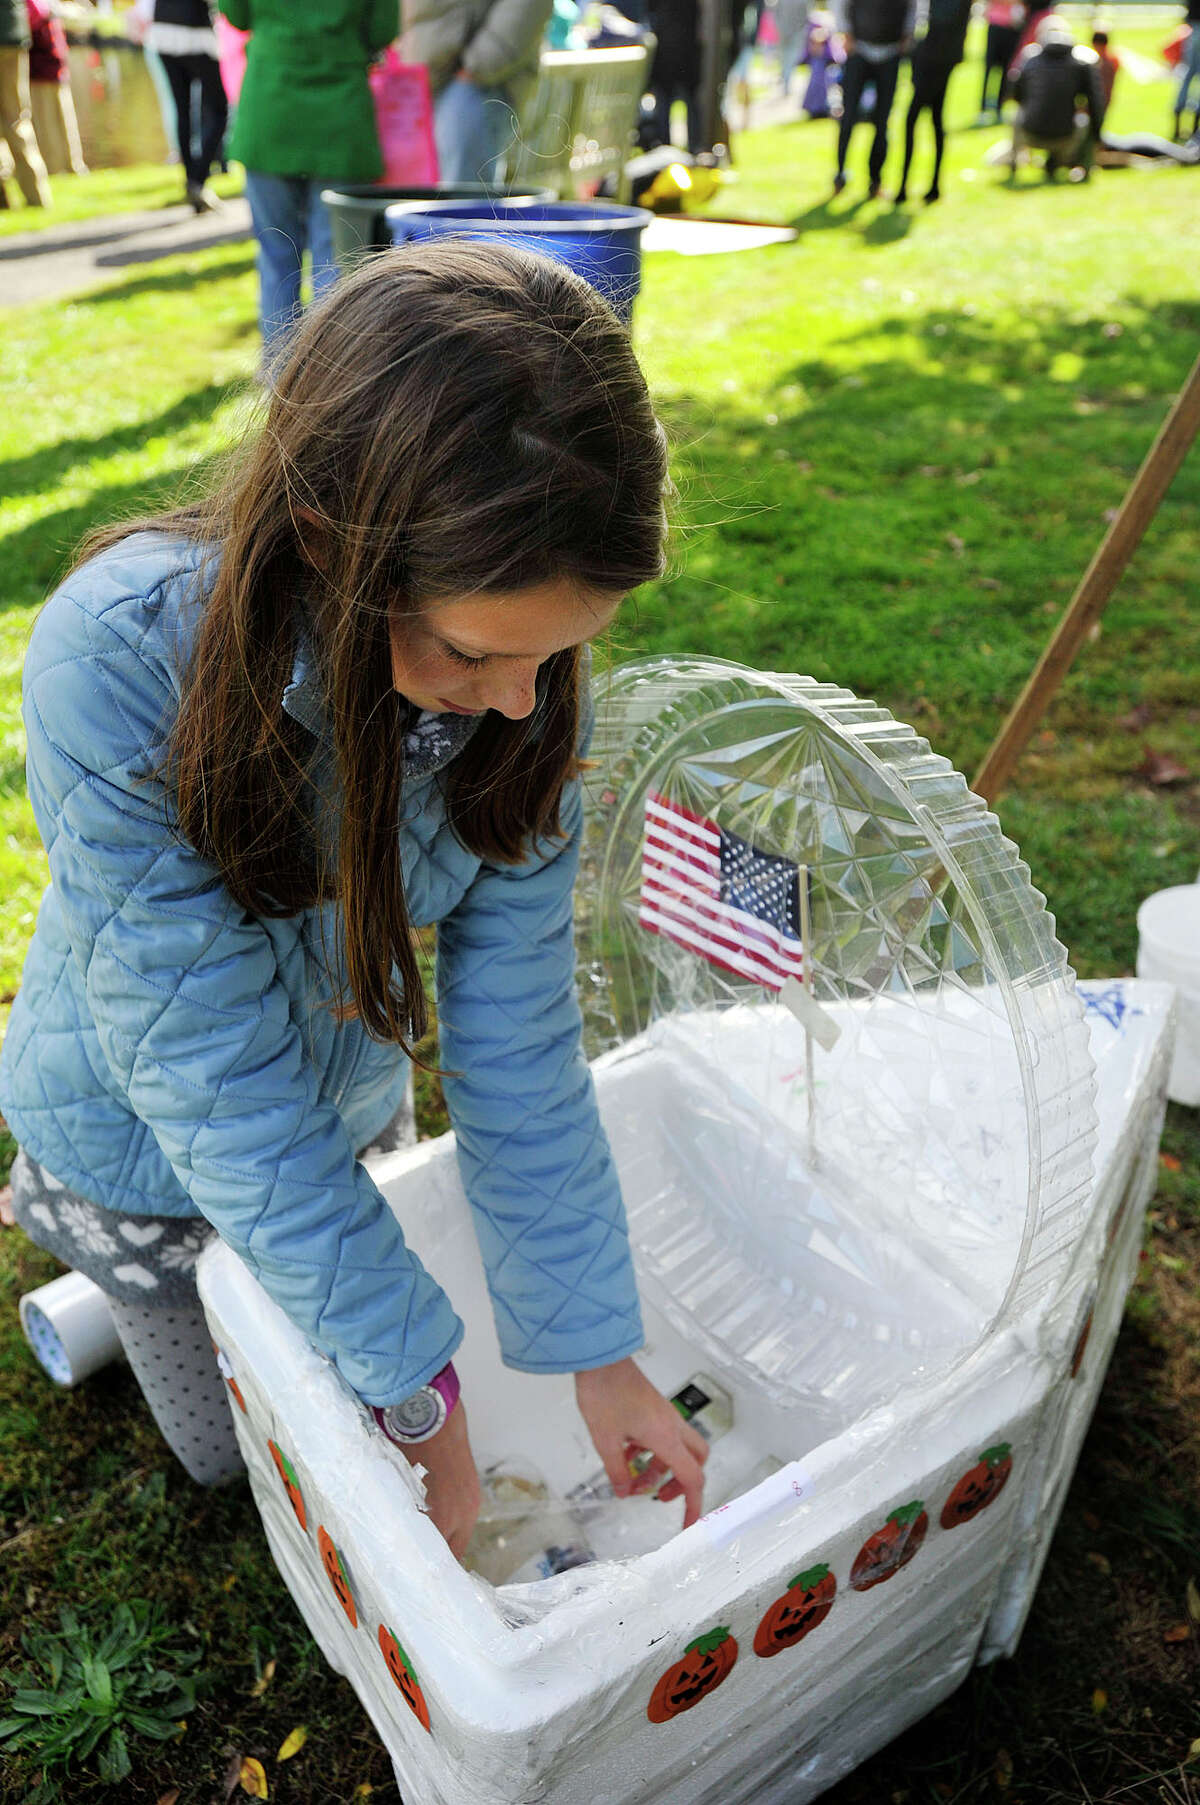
[148,0,227,212]
[978,0,1024,120]
[0,0,51,207]
[831,0,915,196]
[642,0,703,150]
[776,0,810,94]
[1008,12,1103,181]
[1172,0,1200,140]
[1090,27,1118,118]
[399,0,553,185]
[895,0,972,203]
[220,0,393,360]
[0,241,709,1552]
[26,0,87,177]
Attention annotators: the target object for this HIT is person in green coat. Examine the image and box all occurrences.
[221,0,397,352]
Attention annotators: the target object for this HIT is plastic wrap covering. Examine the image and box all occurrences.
[576,658,1099,1420]
[194,654,1175,1805]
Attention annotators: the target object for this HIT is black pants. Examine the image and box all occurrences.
[899,54,955,195]
[161,50,228,191]
[836,51,901,183]
[981,23,1020,112]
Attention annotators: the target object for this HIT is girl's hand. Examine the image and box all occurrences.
[396,1402,482,1561]
[574,1358,710,1528]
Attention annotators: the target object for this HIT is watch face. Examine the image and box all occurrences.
[382,1388,443,1441]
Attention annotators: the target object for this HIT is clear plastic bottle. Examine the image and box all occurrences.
[464,1460,595,1586]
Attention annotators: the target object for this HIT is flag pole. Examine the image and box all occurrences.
[799,863,815,1155]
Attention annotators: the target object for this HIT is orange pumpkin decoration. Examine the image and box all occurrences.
[317,1525,358,1627]
[267,1438,307,1531]
[940,1444,1013,1530]
[211,1340,248,1414]
[647,1626,738,1723]
[752,1562,836,1657]
[378,1625,431,1732]
[850,1500,927,1592]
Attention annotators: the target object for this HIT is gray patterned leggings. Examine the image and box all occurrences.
[106,1293,245,1487]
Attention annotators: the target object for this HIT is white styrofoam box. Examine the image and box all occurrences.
[198,978,1173,1805]
[1136,883,1200,1104]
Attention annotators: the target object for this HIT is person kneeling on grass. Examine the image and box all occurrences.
[1008,13,1104,181]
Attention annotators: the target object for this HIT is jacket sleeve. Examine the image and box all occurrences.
[460,0,553,85]
[435,766,644,1375]
[22,591,462,1408]
[368,0,399,52]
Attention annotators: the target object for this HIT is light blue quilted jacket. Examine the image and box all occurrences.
[0,534,643,1406]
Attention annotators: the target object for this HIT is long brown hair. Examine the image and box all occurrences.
[75,243,669,1050]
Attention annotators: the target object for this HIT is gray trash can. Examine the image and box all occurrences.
[322,183,556,269]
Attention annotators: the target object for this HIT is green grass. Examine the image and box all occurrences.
[0,165,244,238]
[2,37,1200,1802]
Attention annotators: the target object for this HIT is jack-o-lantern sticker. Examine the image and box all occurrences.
[850,1500,928,1592]
[211,1340,248,1413]
[940,1444,1013,1531]
[317,1525,358,1628]
[647,1626,738,1723]
[752,1562,836,1658]
[267,1438,307,1532]
[378,1625,431,1732]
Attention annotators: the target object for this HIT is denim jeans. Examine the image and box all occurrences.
[243,170,339,349]
[836,50,902,184]
[434,75,515,183]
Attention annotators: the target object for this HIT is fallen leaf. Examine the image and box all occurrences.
[946,532,965,554]
[1041,601,1059,615]
[1103,507,1120,523]
[249,1658,277,1698]
[352,1787,375,1801]
[1187,1578,1200,1624]
[222,1573,238,1591]
[1164,1624,1191,1644]
[978,577,1001,590]
[223,1753,244,1803]
[0,1184,12,1228]
[1188,1736,1200,1763]
[995,1747,1014,1789]
[1135,750,1190,786]
[918,464,945,477]
[1087,621,1103,642]
[1161,1153,1182,1172]
[156,1791,181,1805]
[278,1726,308,1761]
[1082,1510,1102,1531]
[1118,703,1153,732]
[1086,1552,1112,1576]
[1092,1688,1108,1715]
[239,1757,268,1798]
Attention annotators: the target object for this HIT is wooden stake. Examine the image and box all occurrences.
[973,350,1200,806]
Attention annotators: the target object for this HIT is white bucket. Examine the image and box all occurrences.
[1136,884,1200,1106]
[19,1271,125,1387]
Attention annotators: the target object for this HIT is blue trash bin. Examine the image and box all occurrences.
[385,199,653,325]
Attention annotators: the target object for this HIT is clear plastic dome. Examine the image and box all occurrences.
[577,658,1098,1423]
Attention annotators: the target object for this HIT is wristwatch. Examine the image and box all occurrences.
[372,1361,460,1445]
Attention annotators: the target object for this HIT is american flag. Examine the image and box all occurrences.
[638,791,806,991]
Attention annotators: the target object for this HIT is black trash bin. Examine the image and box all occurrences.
[322,183,556,270]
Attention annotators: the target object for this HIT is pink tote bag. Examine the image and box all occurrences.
[369,47,439,185]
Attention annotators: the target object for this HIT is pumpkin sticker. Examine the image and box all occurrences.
[212,1340,248,1413]
[378,1625,431,1732]
[850,1500,928,1591]
[317,1525,358,1627]
[267,1438,307,1532]
[647,1626,738,1723]
[940,1444,1013,1530]
[752,1562,836,1658]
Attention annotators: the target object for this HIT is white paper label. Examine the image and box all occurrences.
[780,977,841,1050]
[699,1461,817,1549]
